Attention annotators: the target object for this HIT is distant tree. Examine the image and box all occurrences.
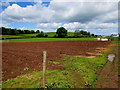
[36,30,40,33]
[54,34,57,38]
[56,27,67,38]
[24,30,31,34]
[0,27,2,35]
[94,35,98,37]
[10,29,19,35]
[44,34,48,38]
[74,30,90,37]
[17,30,24,34]
[74,30,80,37]
[1,27,6,35]
[30,30,35,34]
[87,32,90,36]
[80,30,90,35]
[36,31,44,37]
[91,34,94,37]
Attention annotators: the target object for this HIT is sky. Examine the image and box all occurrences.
[0,0,119,35]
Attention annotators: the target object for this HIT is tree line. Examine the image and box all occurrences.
[54,27,97,38]
[1,27,40,35]
[1,27,97,38]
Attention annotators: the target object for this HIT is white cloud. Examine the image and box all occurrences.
[37,23,62,30]
[36,21,117,34]
[50,0,119,2]
[63,22,85,30]
[95,10,118,23]
[37,23,61,29]
[63,22,117,30]
[0,2,118,23]
[0,1,118,35]
[19,27,28,30]
[1,0,119,2]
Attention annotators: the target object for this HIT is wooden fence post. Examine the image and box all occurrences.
[42,50,46,88]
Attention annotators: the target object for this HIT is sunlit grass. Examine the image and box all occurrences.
[3,38,96,42]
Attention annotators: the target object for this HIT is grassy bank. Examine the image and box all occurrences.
[2,38,96,42]
[1,32,74,39]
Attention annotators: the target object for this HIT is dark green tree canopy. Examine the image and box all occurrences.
[56,27,67,38]
[36,30,40,33]
[36,31,46,37]
[74,30,91,37]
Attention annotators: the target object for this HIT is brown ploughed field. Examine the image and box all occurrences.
[2,41,111,80]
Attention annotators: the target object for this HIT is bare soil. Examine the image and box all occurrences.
[96,43,119,88]
[2,41,111,80]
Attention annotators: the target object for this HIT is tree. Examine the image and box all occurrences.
[95,35,98,37]
[74,30,90,37]
[56,27,67,38]
[17,30,24,34]
[74,30,80,37]
[24,30,31,34]
[36,30,40,33]
[80,30,90,35]
[36,31,44,37]
[10,29,19,35]
[30,30,35,34]
[44,34,48,37]
[91,34,94,37]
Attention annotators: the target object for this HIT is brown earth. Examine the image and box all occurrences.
[2,41,111,80]
[96,43,119,88]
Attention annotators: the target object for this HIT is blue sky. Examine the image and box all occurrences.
[0,0,119,35]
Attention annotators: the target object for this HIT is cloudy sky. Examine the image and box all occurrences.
[0,0,119,35]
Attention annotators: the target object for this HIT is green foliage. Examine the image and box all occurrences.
[1,27,19,35]
[74,30,91,37]
[46,82,73,88]
[44,34,48,38]
[2,70,74,88]
[24,30,31,34]
[91,34,95,37]
[30,30,35,33]
[62,51,109,87]
[36,31,44,37]
[36,30,40,33]
[1,27,38,35]
[56,27,67,38]
[36,31,48,38]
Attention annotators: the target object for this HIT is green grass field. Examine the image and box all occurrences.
[2,38,96,42]
[1,32,119,43]
[1,32,74,39]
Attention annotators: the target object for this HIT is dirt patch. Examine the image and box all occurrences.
[49,73,56,76]
[96,43,119,88]
[75,55,96,58]
[20,74,40,80]
[75,47,108,58]
[2,41,111,80]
